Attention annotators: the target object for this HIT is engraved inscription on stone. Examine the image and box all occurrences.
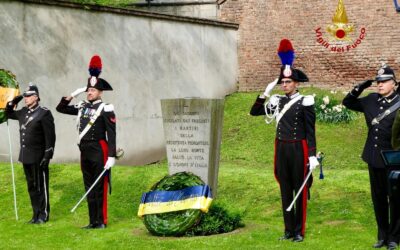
[161,99,224,196]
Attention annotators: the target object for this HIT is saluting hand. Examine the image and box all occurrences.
[357,80,374,90]
[70,87,87,98]
[10,95,23,105]
[261,78,279,98]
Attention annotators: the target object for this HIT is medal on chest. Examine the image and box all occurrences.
[82,107,97,119]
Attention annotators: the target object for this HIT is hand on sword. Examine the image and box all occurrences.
[71,148,124,212]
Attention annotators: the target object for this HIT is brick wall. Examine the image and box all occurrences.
[219,0,400,91]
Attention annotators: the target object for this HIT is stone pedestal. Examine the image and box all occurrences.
[161,98,224,196]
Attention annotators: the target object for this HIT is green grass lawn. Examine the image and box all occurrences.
[0,89,377,249]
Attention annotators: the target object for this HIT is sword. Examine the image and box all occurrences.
[286,169,314,212]
[70,148,124,212]
[71,168,107,213]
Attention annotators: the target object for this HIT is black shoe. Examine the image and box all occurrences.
[26,218,36,224]
[387,242,398,250]
[95,224,107,229]
[292,234,304,242]
[34,219,45,224]
[373,240,387,248]
[81,224,96,229]
[279,232,293,240]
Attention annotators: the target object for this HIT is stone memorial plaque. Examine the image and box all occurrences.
[161,98,224,196]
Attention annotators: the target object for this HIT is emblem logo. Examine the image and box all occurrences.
[378,68,385,76]
[90,76,97,87]
[283,67,292,77]
[326,0,354,41]
[315,0,366,53]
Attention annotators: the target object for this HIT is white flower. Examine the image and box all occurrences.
[330,90,337,94]
[312,93,316,97]
[320,104,326,109]
[323,96,330,105]
[332,105,342,112]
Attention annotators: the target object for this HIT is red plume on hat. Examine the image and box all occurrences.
[277,39,308,83]
[86,54,113,91]
[278,39,295,66]
[88,55,102,77]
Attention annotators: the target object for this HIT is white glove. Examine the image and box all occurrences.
[268,95,279,106]
[261,78,279,98]
[308,156,320,171]
[104,157,115,170]
[70,87,87,98]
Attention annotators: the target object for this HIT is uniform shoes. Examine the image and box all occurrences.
[387,242,398,250]
[34,219,46,224]
[292,234,304,242]
[278,232,293,240]
[95,224,107,229]
[373,240,387,248]
[81,224,97,229]
[26,218,36,224]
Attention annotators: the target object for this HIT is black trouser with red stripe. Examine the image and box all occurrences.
[23,162,50,221]
[368,165,400,244]
[275,139,310,237]
[79,140,109,225]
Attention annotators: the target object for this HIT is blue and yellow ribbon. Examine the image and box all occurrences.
[138,185,213,217]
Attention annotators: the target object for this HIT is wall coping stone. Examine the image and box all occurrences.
[9,0,239,29]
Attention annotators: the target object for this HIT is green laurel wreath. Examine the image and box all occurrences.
[0,69,19,124]
[143,172,204,236]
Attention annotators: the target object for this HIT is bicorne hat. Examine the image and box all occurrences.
[277,39,309,83]
[86,55,113,91]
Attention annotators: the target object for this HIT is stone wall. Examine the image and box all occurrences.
[219,0,400,91]
[132,0,219,19]
[0,0,238,165]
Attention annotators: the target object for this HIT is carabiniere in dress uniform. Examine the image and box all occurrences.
[250,39,319,243]
[56,55,116,230]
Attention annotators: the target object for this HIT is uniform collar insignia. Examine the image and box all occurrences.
[29,104,40,112]
[379,92,399,103]
[287,92,300,99]
[93,99,102,105]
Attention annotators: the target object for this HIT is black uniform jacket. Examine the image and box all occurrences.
[343,91,399,168]
[5,104,56,164]
[250,92,317,156]
[56,97,116,157]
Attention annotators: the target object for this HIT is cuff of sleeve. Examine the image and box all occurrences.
[255,96,266,104]
[44,148,54,159]
[308,148,316,157]
[60,97,71,104]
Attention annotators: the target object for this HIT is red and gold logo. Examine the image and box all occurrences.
[315,0,366,52]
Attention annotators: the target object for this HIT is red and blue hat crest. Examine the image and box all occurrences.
[277,39,308,83]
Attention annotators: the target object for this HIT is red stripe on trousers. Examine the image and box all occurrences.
[99,140,109,225]
[301,139,309,236]
[274,139,279,184]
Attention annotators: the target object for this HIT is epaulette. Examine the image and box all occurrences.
[302,95,315,106]
[104,104,114,112]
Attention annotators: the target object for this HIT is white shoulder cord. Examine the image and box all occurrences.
[75,101,85,131]
[263,95,280,124]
